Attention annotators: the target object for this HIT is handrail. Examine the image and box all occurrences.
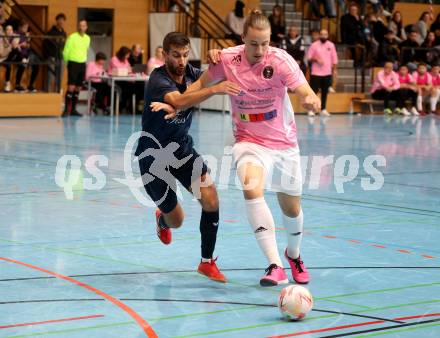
[193,0,235,36]
[171,0,234,50]
[6,0,47,61]
[7,0,45,36]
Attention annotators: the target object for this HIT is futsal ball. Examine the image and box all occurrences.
[278,285,313,320]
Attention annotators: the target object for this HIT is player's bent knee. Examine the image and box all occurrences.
[201,195,219,212]
[283,206,301,218]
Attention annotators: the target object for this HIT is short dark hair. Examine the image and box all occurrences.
[116,46,131,61]
[163,32,190,53]
[55,13,66,21]
[95,52,107,61]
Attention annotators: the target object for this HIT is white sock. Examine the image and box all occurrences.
[283,209,304,259]
[430,94,439,111]
[417,95,422,111]
[245,197,283,267]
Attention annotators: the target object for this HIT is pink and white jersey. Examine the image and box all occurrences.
[306,40,338,76]
[431,73,440,86]
[370,70,400,93]
[397,72,414,85]
[208,45,306,149]
[413,72,432,86]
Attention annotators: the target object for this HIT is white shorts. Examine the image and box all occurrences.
[232,141,303,196]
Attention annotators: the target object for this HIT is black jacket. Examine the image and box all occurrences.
[43,25,66,59]
[341,14,365,45]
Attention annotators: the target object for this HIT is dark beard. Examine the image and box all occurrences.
[166,62,184,76]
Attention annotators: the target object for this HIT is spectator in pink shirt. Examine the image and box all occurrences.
[86,52,110,114]
[110,46,134,113]
[306,29,338,117]
[147,45,165,75]
[371,61,400,114]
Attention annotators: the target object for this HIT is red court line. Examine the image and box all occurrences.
[422,255,435,259]
[0,257,157,338]
[394,313,440,321]
[397,249,411,254]
[268,312,440,338]
[0,314,104,330]
[268,320,385,338]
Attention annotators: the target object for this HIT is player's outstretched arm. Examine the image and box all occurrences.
[164,71,240,110]
[293,83,321,113]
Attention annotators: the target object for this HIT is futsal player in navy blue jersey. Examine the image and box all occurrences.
[135,32,240,282]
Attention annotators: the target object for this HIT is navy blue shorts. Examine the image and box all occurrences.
[137,135,208,214]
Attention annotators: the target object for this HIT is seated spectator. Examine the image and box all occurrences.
[377,29,399,66]
[225,0,245,44]
[396,64,418,116]
[400,29,421,70]
[0,25,12,65]
[282,26,306,74]
[2,25,21,92]
[109,46,132,75]
[147,45,165,75]
[364,14,379,66]
[413,63,432,115]
[430,64,440,115]
[129,44,143,67]
[370,61,400,114]
[414,11,433,45]
[388,11,407,44]
[86,52,111,114]
[10,21,40,92]
[371,15,388,46]
[268,5,285,46]
[422,31,440,64]
[310,28,320,43]
[109,46,134,113]
[431,14,440,45]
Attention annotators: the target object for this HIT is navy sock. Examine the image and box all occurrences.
[158,215,169,229]
[200,210,219,259]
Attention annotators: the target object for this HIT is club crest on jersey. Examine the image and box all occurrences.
[263,65,274,79]
[232,54,241,65]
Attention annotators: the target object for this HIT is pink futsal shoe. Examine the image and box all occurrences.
[260,264,289,287]
[155,209,172,245]
[284,249,310,284]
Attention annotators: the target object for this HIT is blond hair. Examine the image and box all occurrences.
[243,9,271,36]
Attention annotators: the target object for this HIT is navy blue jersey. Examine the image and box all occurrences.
[136,64,203,155]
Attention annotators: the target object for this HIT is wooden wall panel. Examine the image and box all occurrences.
[394,3,439,30]
[16,0,148,56]
[0,93,61,117]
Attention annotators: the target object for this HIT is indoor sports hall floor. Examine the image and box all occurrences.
[0,112,439,338]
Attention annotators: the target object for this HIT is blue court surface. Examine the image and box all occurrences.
[0,113,439,338]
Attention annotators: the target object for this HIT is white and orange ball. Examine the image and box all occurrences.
[278,285,313,320]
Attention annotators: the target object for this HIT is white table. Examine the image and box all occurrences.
[87,75,149,116]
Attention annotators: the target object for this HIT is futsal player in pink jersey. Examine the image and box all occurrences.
[160,10,320,286]
[413,63,432,115]
[396,64,418,116]
[430,65,440,115]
